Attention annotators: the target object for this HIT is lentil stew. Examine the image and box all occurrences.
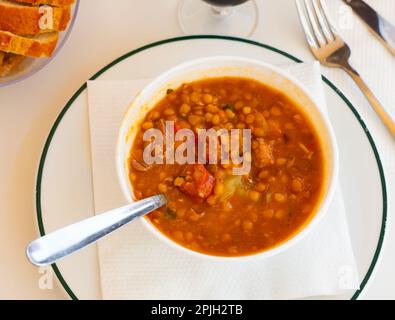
[128,77,325,257]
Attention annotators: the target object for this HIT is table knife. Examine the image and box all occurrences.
[343,0,395,56]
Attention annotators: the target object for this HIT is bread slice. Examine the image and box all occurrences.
[0,31,58,57]
[0,51,4,65]
[13,0,74,6]
[0,0,71,36]
[0,51,25,76]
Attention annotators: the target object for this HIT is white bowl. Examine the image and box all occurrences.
[116,56,339,261]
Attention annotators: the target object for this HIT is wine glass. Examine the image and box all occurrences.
[178,0,259,37]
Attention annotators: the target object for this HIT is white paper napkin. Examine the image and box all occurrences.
[87,62,359,300]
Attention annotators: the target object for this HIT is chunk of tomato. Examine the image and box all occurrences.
[180,164,215,203]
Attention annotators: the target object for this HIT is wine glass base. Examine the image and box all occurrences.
[178,0,259,37]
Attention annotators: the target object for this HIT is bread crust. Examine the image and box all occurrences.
[0,31,59,57]
[0,2,71,35]
[0,51,25,76]
[13,0,74,6]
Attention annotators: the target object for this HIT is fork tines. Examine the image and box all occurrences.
[295,0,337,48]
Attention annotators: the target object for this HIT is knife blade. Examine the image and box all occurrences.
[343,0,395,56]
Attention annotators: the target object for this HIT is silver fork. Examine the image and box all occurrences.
[295,0,395,138]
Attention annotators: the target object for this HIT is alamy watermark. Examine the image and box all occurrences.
[38,5,54,30]
[142,121,251,175]
[38,266,53,290]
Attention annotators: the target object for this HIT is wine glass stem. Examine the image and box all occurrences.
[211,5,234,17]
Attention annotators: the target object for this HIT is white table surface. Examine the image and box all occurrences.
[0,0,393,299]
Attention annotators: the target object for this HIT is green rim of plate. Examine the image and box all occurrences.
[35,35,387,300]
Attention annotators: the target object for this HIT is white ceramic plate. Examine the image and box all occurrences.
[0,1,80,87]
[35,36,387,300]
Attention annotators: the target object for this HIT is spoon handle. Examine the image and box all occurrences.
[26,195,166,266]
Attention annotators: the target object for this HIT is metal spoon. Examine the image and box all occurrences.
[26,194,166,267]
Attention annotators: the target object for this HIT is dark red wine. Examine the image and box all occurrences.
[202,0,250,7]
